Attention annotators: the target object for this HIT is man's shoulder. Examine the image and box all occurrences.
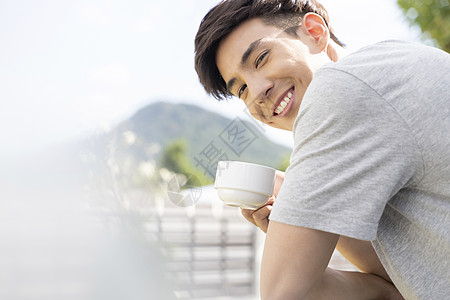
[322,40,449,78]
[304,39,449,113]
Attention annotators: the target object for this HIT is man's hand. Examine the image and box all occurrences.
[241,197,274,233]
[240,170,285,233]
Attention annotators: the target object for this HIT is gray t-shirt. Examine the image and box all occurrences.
[270,40,450,300]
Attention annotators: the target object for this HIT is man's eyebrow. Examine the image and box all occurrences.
[226,38,262,93]
[241,38,262,65]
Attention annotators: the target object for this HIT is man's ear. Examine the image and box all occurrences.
[299,12,329,53]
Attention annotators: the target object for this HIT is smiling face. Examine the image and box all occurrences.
[216,15,332,131]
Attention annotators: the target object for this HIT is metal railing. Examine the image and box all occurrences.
[146,204,259,299]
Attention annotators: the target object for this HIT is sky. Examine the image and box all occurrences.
[0,0,424,159]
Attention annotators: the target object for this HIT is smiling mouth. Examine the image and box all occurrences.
[273,88,293,116]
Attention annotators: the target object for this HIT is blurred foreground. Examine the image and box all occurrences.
[0,140,263,299]
[0,148,175,299]
[0,136,355,299]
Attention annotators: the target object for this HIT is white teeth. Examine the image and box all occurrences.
[274,91,293,115]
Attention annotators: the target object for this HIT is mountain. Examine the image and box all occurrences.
[113,102,292,171]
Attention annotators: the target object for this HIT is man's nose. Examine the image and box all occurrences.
[247,75,273,105]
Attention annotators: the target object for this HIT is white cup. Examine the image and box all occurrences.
[214,161,276,210]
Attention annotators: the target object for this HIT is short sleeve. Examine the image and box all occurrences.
[269,67,424,240]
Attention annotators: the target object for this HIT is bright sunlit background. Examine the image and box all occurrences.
[0,0,425,160]
[0,1,436,299]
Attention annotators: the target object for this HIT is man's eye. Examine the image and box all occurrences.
[238,84,247,98]
[256,51,268,68]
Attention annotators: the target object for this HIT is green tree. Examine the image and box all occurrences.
[159,139,212,186]
[397,0,450,52]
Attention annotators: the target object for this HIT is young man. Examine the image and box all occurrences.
[195,0,450,299]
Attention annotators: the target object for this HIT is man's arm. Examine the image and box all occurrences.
[242,170,392,284]
[336,237,391,283]
[261,221,402,300]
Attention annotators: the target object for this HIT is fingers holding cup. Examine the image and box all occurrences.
[241,196,275,233]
